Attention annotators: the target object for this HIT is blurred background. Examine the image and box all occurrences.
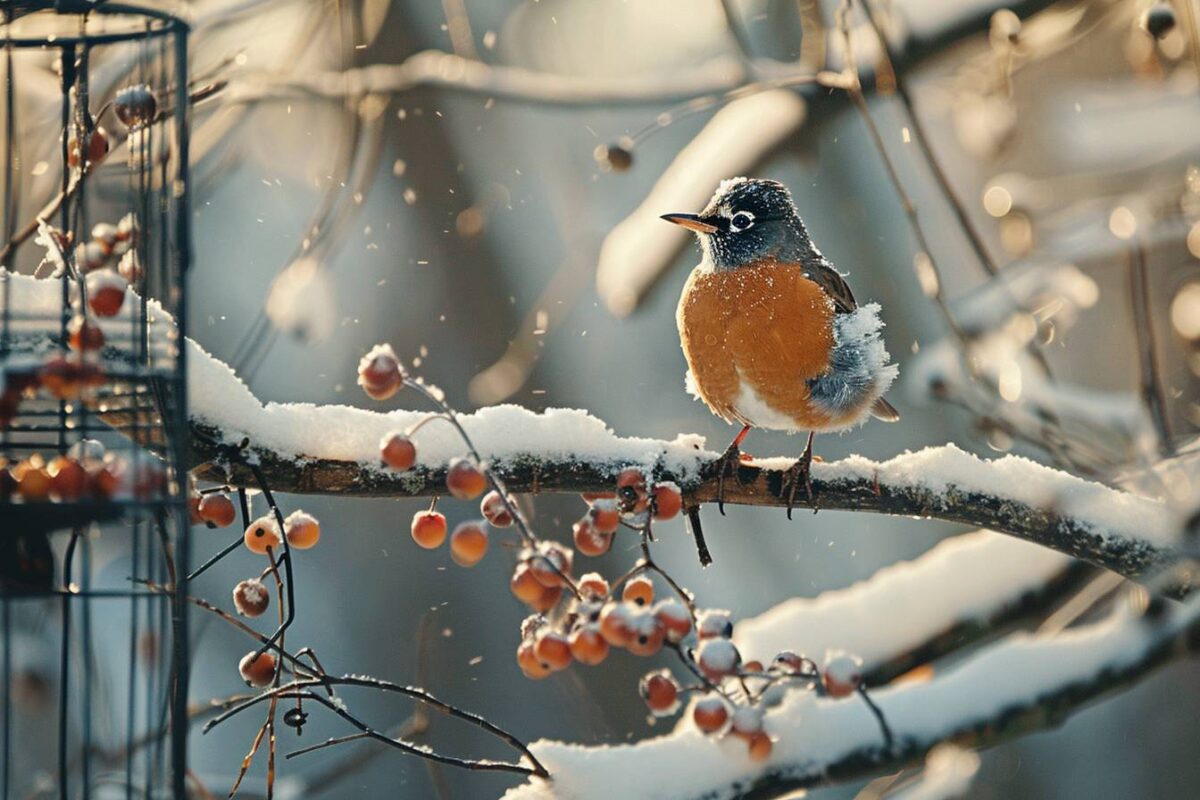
[3,0,1200,797]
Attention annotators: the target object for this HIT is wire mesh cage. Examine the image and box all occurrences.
[0,2,191,797]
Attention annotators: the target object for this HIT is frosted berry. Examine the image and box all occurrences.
[238,651,277,688]
[284,510,321,549]
[577,572,610,601]
[652,482,682,520]
[114,84,157,128]
[117,251,142,284]
[598,602,635,648]
[86,270,127,317]
[627,611,665,657]
[822,653,863,698]
[67,127,109,167]
[772,650,808,676]
[68,316,104,352]
[232,579,270,617]
[480,490,515,527]
[91,223,118,254]
[639,669,680,715]
[87,459,120,500]
[653,599,692,643]
[528,583,564,613]
[449,521,488,566]
[697,638,740,681]
[529,542,573,587]
[39,355,82,399]
[730,705,764,738]
[510,563,545,605]
[380,432,416,470]
[445,457,487,499]
[243,516,281,555]
[622,575,654,607]
[588,498,620,534]
[534,631,573,672]
[198,493,236,527]
[697,610,734,639]
[410,510,447,549]
[568,625,609,665]
[693,695,730,734]
[357,343,404,400]
[48,456,88,501]
[573,517,612,557]
[75,241,108,272]
[517,641,552,680]
[616,467,649,513]
[116,213,138,244]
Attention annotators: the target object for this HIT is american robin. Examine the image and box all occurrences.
[663,177,899,516]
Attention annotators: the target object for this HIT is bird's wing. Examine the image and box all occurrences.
[807,263,857,314]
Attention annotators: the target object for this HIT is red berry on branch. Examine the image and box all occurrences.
[692,695,730,734]
[622,575,654,607]
[822,653,863,698]
[510,562,545,605]
[238,651,277,688]
[697,610,734,639]
[615,467,649,514]
[697,638,741,682]
[449,521,488,566]
[232,579,270,617]
[529,542,573,587]
[284,510,321,549]
[480,490,515,527]
[598,602,635,648]
[534,631,572,672]
[626,612,665,657]
[573,517,612,557]
[445,457,487,499]
[48,455,88,501]
[577,572,610,601]
[639,669,680,715]
[198,493,236,528]
[652,482,682,520]
[357,343,404,400]
[517,641,552,680]
[568,625,609,666]
[588,498,620,534]
[411,510,447,549]
[67,316,105,352]
[86,270,127,318]
[380,432,417,470]
[243,516,281,555]
[654,599,692,643]
[747,731,773,761]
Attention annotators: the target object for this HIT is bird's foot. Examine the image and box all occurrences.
[781,452,815,520]
[704,440,744,516]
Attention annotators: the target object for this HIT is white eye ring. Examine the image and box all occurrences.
[729,211,755,232]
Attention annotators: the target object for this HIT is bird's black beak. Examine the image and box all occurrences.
[660,213,718,234]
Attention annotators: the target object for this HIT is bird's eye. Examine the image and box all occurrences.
[729,211,754,232]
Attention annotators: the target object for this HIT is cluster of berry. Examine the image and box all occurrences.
[66,83,158,169]
[353,342,878,762]
[0,439,164,503]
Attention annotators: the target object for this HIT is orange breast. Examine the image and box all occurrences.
[676,259,836,428]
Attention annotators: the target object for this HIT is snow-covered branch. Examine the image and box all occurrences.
[503,595,1200,800]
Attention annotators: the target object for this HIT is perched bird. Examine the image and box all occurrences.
[664,177,899,515]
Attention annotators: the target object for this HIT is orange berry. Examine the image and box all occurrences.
[652,482,682,520]
[39,355,82,399]
[639,669,679,715]
[13,456,51,501]
[114,84,157,129]
[742,660,764,675]
[697,638,740,681]
[510,563,545,605]
[568,625,609,665]
[188,494,203,524]
[86,270,127,318]
[692,696,730,734]
[48,455,88,501]
[622,575,654,607]
[616,467,649,513]
[747,731,773,762]
[380,432,417,470]
[284,510,321,549]
[87,460,120,500]
[480,490,515,527]
[577,572,610,601]
[589,499,620,534]
[598,602,635,648]
[67,316,104,352]
[654,599,693,643]
[449,521,488,567]
[67,127,109,167]
[822,654,863,698]
[528,583,564,613]
[534,631,572,672]
[517,641,552,680]
[238,651,277,688]
[198,493,237,527]
[232,579,269,617]
[529,543,573,587]
[243,516,281,555]
[445,457,487,500]
[357,343,404,400]
[626,612,665,657]
[573,517,612,557]
[411,510,447,549]
[772,650,808,676]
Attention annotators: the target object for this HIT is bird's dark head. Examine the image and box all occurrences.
[661,178,814,270]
